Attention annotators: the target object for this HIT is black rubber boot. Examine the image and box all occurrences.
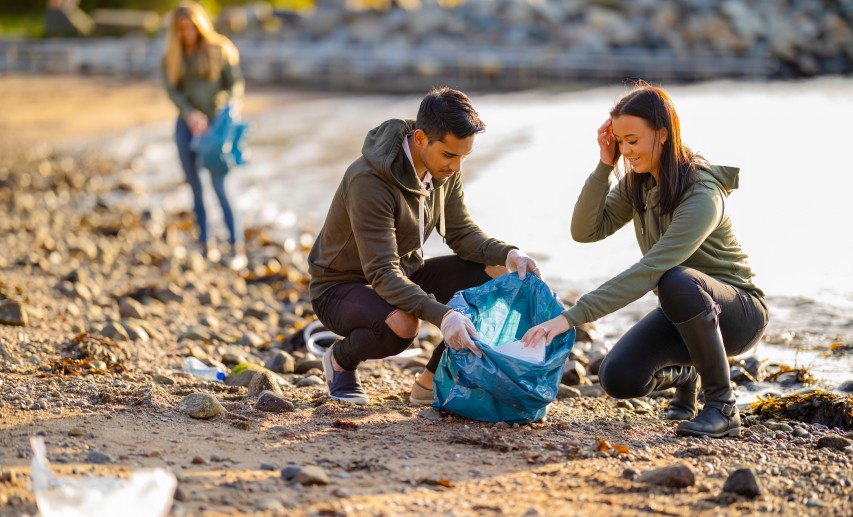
[653,366,699,420]
[674,307,741,438]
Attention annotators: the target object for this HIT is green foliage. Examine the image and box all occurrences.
[0,12,44,37]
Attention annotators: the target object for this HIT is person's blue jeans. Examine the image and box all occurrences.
[175,116,241,246]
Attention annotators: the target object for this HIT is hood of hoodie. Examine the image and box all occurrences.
[361,118,435,197]
[698,163,739,196]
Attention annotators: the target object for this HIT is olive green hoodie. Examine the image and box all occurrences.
[308,119,515,327]
[562,161,763,327]
[162,48,244,120]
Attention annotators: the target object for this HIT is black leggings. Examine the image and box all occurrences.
[598,266,769,399]
[312,256,492,372]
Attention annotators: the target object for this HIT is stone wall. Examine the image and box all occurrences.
[3,0,852,91]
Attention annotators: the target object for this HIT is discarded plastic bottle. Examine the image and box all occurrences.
[182,357,226,382]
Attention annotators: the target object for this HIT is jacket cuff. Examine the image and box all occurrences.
[560,307,584,328]
[423,300,451,328]
[593,161,615,179]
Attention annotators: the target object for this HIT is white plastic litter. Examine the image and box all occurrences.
[492,338,546,363]
[30,437,177,517]
[182,356,225,381]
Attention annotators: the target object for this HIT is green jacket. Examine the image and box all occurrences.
[562,161,763,327]
[308,119,515,327]
[162,47,244,120]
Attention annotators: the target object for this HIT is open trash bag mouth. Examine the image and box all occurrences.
[433,273,576,424]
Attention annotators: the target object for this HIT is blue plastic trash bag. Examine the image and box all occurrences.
[433,273,576,424]
[197,105,249,176]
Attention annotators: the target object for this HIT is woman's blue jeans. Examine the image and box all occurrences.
[175,116,241,246]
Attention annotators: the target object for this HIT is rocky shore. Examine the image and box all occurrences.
[0,105,852,514]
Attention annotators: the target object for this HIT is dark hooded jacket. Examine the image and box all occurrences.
[308,119,514,327]
[563,161,764,327]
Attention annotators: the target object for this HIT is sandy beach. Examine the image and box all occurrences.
[0,74,851,517]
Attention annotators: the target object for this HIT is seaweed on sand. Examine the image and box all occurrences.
[747,390,853,431]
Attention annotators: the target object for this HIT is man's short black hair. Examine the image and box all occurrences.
[416,86,486,142]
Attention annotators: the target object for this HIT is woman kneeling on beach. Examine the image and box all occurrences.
[522,83,768,438]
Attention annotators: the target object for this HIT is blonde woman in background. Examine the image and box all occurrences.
[163,0,246,268]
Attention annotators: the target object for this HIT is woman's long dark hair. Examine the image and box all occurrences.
[611,83,702,215]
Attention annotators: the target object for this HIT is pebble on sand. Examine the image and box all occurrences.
[177,392,223,419]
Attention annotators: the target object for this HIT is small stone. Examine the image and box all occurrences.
[622,468,639,480]
[837,380,853,393]
[255,499,285,512]
[260,462,278,471]
[68,427,86,437]
[86,450,113,464]
[561,360,587,386]
[153,374,175,386]
[0,299,27,326]
[748,424,774,438]
[254,391,295,413]
[191,456,206,465]
[118,297,146,319]
[637,464,695,488]
[177,393,223,419]
[765,422,793,433]
[616,400,634,410]
[296,375,324,387]
[265,351,296,374]
[295,358,323,374]
[557,384,582,399]
[179,326,212,342]
[418,407,443,421]
[100,322,129,342]
[576,384,606,398]
[722,467,762,498]
[294,465,328,486]
[280,465,300,481]
[792,427,809,438]
[248,372,282,397]
[816,434,852,451]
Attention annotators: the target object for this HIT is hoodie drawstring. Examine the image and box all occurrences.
[418,186,445,259]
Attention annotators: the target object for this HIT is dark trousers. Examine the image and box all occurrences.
[598,266,769,399]
[312,255,492,372]
[175,116,241,245]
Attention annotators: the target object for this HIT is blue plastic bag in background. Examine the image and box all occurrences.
[197,104,250,176]
[433,273,576,424]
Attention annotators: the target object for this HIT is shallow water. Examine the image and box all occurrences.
[122,77,853,387]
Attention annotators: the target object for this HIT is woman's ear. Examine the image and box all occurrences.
[658,127,668,146]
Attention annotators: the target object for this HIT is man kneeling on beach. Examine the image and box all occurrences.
[308,87,541,405]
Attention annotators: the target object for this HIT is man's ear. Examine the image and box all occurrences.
[412,129,428,148]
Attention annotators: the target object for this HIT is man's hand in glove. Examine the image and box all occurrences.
[506,249,542,280]
[440,310,482,357]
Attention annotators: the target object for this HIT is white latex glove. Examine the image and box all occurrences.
[440,310,482,357]
[505,249,541,280]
